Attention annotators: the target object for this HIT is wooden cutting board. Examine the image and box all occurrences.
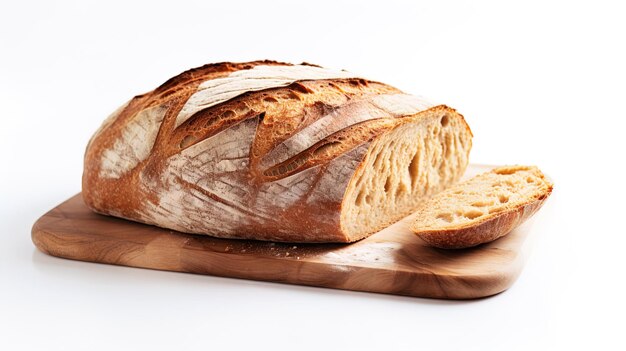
[31,165,538,299]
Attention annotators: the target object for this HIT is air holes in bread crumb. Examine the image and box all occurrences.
[282,91,302,100]
[288,82,312,94]
[444,134,453,158]
[180,135,196,149]
[235,104,249,114]
[409,153,419,187]
[432,126,440,136]
[373,152,384,168]
[356,190,365,206]
[221,110,236,119]
[263,97,278,103]
[489,206,504,214]
[499,194,509,203]
[313,141,341,157]
[463,210,484,219]
[384,177,393,193]
[437,213,454,222]
[395,183,408,198]
[471,200,493,207]
[441,114,449,127]
[494,167,526,175]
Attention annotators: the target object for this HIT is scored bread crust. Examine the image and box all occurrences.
[83,60,473,243]
[412,166,553,249]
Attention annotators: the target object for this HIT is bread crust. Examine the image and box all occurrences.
[414,169,553,249]
[83,61,472,242]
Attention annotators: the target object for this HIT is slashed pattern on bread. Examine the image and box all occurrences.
[83,60,473,243]
[411,165,553,249]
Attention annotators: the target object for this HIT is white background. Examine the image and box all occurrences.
[1,0,624,350]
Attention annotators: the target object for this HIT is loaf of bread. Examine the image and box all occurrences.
[411,165,553,249]
[83,60,473,242]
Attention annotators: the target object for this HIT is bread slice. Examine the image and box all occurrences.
[82,61,473,243]
[410,165,553,249]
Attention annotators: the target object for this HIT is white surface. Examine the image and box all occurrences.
[0,0,624,350]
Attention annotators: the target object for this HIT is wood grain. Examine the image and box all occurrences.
[32,165,537,299]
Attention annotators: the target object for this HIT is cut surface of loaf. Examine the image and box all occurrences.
[411,165,553,249]
[83,60,473,243]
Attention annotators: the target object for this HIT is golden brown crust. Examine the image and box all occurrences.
[83,61,472,242]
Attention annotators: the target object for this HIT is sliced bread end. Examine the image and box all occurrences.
[410,165,553,249]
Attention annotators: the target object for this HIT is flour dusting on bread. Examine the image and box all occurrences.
[82,60,473,243]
